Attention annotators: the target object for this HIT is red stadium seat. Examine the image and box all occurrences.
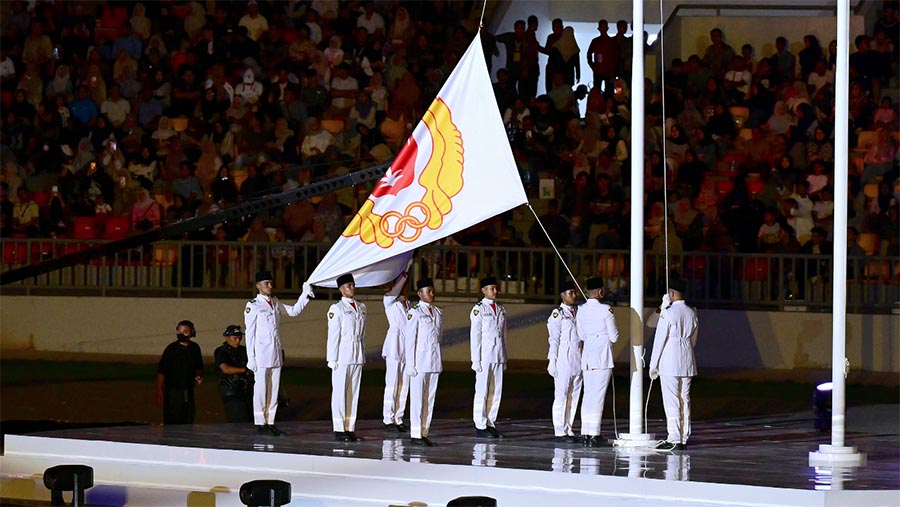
[683,255,707,279]
[715,180,734,197]
[103,216,130,240]
[740,257,770,282]
[32,191,50,208]
[747,180,765,198]
[73,217,98,240]
[3,241,28,264]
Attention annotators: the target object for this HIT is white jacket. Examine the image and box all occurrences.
[381,295,409,361]
[576,299,618,370]
[403,302,443,373]
[326,297,367,365]
[244,293,311,368]
[650,300,698,377]
[547,304,582,374]
[470,298,508,364]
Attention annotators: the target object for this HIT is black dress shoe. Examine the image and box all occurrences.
[383,423,396,431]
[268,425,286,436]
[583,435,611,447]
[395,423,408,433]
[554,436,577,444]
[654,441,686,451]
[475,428,490,438]
[334,432,351,442]
[485,426,504,438]
[346,431,363,442]
[256,425,269,435]
[411,437,436,446]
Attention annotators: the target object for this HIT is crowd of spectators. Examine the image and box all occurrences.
[0,0,897,273]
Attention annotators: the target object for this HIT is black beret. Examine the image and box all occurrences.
[559,280,576,293]
[223,324,243,336]
[336,273,354,287]
[586,277,604,290]
[255,270,273,283]
[416,278,434,291]
[480,276,498,288]
[669,278,688,294]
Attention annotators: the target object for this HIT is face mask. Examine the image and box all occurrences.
[177,333,191,342]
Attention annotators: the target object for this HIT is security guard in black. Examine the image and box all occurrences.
[156,320,205,424]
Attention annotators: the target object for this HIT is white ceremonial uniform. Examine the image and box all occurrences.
[547,304,583,437]
[403,302,443,439]
[327,297,367,432]
[650,300,698,445]
[382,294,410,425]
[244,292,311,425]
[470,298,507,430]
[576,298,618,436]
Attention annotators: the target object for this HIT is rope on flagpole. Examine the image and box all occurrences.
[479,0,487,31]
[526,203,587,300]
[658,0,670,294]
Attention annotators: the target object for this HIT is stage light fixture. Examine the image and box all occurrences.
[447,496,497,507]
[239,479,292,507]
[43,464,94,507]
[813,382,832,431]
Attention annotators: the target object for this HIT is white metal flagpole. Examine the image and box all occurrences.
[615,0,654,448]
[809,0,864,467]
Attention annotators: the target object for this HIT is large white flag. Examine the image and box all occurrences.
[307,34,527,287]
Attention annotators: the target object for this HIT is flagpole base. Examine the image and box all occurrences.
[613,433,656,448]
[809,445,866,466]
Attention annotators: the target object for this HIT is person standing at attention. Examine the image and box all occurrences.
[403,278,443,446]
[471,276,508,439]
[328,273,367,442]
[547,280,583,443]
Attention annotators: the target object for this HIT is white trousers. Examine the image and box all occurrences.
[552,370,583,436]
[580,368,612,436]
[331,364,362,432]
[382,358,409,425]
[660,375,692,444]
[409,372,440,438]
[473,363,504,429]
[253,366,281,425]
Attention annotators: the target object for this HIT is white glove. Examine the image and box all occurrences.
[547,360,558,378]
[660,293,671,310]
[246,356,257,373]
[327,360,337,369]
[406,365,418,377]
[303,282,315,299]
[471,361,482,373]
[649,368,659,380]
[503,363,508,371]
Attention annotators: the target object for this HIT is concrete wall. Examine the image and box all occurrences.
[2,296,897,373]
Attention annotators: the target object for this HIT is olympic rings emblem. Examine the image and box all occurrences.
[378,202,432,242]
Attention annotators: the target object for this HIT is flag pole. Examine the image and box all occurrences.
[526,204,588,300]
[809,0,864,468]
[614,0,655,449]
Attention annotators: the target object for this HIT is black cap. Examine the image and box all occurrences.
[255,270,273,283]
[223,324,243,336]
[480,276,498,288]
[336,273,354,287]
[559,280,576,293]
[586,277,604,290]
[416,278,434,291]
[669,278,688,294]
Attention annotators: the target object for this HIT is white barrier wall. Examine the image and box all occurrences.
[1,296,897,373]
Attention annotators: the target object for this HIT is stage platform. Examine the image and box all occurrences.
[1,407,898,507]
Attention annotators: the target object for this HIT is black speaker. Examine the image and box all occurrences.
[447,496,497,507]
[239,479,292,507]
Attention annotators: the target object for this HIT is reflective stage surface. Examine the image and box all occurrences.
[2,405,897,506]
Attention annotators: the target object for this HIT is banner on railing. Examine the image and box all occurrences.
[307,34,528,287]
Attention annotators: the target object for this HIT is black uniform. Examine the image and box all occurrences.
[214,342,253,423]
[157,340,204,424]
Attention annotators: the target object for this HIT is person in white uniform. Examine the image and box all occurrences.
[382,267,410,432]
[244,270,315,436]
[470,276,508,438]
[403,278,443,446]
[327,273,367,442]
[547,280,583,443]
[576,277,618,447]
[649,278,698,451]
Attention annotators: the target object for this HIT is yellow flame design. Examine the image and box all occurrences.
[343,99,465,248]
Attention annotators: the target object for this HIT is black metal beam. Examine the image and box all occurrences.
[0,162,391,285]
